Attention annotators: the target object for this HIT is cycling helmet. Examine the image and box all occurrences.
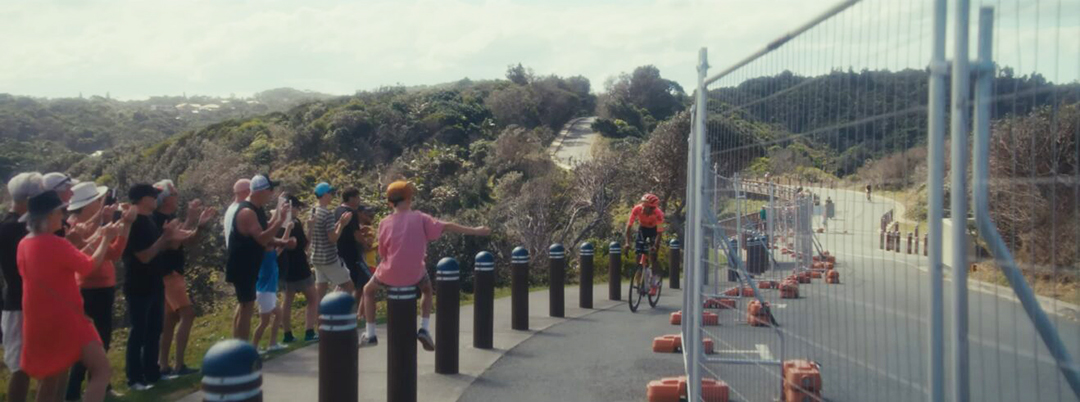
[641,193,660,207]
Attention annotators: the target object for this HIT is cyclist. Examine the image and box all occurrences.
[624,193,665,295]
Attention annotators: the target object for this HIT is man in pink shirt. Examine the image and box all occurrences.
[359,180,490,349]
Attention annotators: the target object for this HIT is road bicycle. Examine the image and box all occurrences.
[628,234,663,312]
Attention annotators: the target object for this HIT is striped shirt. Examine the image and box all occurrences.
[309,206,339,266]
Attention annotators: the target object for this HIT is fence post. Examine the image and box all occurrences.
[608,242,622,301]
[435,257,460,375]
[387,285,418,402]
[511,247,530,331]
[201,340,262,402]
[926,0,949,399]
[473,251,495,349]
[579,242,594,309]
[318,291,357,402]
[548,243,565,318]
[669,239,681,289]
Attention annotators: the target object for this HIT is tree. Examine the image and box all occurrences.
[638,111,690,236]
[506,63,533,86]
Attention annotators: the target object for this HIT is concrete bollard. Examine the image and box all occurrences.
[473,251,495,349]
[387,285,418,402]
[669,239,681,289]
[511,247,530,331]
[318,291,357,402]
[435,257,461,375]
[201,339,262,402]
[608,242,622,301]
[579,242,594,309]
[549,244,566,318]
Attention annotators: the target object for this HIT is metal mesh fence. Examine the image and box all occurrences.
[682,0,1080,401]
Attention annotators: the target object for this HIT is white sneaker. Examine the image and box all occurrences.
[129,383,154,391]
[267,344,287,352]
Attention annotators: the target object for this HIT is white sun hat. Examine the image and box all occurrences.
[67,182,109,211]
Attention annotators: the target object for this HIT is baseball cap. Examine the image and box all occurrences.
[314,182,335,198]
[250,174,278,192]
[42,172,77,192]
[386,180,413,203]
[20,190,67,223]
[7,172,44,202]
[128,183,162,202]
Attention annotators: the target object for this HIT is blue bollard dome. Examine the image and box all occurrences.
[319,291,356,315]
[475,251,495,264]
[609,241,621,252]
[669,238,681,249]
[512,246,529,263]
[548,243,565,258]
[202,339,261,378]
[580,242,594,255]
[437,257,460,272]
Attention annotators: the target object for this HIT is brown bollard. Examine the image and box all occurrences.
[435,258,460,374]
[608,242,622,301]
[880,231,886,250]
[907,233,913,254]
[894,231,902,253]
[201,340,262,402]
[669,239,681,289]
[548,244,566,318]
[924,234,929,256]
[387,285,418,402]
[511,247,529,331]
[318,291,358,402]
[579,242,594,309]
[473,251,495,349]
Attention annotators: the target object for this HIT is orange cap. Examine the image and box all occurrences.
[386,180,413,203]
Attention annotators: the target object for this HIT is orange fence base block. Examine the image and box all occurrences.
[826,270,840,284]
[825,261,835,270]
[781,282,799,299]
[670,311,682,325]
[783,387,822,402]
[783,359,823,395]
[646,377,682,402]
[652,334,681,353]
[700,378,731,402]
[703,338,715,355]
[809,270,823,279]
[826,255,836,264]
[796,272,812,284]
[703,311,720,326]
[758,280,778,289]
[705,298,737,310]
[747,300,773,327]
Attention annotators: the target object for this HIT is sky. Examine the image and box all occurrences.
[1,0,1077,100]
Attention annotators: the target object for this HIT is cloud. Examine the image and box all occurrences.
[0,0,1075,99]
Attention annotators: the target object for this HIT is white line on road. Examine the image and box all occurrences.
[757,344,774,361]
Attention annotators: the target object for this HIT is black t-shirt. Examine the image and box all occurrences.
[153,211,186,275]
[334,206,360,269]
[0,212,28,311]
[123,214,164,295]
[277,219,312,283]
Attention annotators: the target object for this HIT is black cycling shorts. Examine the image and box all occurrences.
[635,227,659,254]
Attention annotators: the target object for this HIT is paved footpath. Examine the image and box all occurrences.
[180,284,620,402]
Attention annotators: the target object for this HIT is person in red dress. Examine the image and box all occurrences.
[16,190,120,402]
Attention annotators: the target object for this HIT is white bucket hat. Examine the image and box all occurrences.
[67,182,109,211]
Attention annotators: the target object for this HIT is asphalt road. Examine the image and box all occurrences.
[461,288,687,402]
[703,186,1080,401]
[552,116,599,167]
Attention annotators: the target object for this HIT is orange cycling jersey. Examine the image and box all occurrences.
[627,204,665,232]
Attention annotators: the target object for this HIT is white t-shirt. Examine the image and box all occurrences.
[223,202,240,248]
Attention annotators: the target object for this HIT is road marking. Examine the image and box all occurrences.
[772,303,787,309]
[756,344,774,361]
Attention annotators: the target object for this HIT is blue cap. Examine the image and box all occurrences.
[319,291,356,315]
[315,182,335,197]
[202,339,261,378]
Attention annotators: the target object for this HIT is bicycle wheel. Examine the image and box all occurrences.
[648,272,663,308]
[628,265,644,312]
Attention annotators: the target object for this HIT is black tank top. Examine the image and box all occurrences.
[226,201,268,284]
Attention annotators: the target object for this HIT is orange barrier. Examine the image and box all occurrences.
[670,311,720,326]
[704,298,737,310]
[812,262,824,270]
[826,270,840,284]
[647,377,730,402]
[796,272,811,284]
[781,281,799,299]
[827,255,836,264]
[812,256,821,263]
[824,261,835,270]
[782,360,823,401]
[758,280,778,289]
[723,286,755,297]
[809,270,823,279]
[747,300,773,327]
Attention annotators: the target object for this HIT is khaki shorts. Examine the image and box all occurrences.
[164,272,192,312]
[313,260,353,287]
[2,311,23,372]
